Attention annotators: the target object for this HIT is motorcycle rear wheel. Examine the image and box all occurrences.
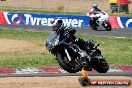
[103,21,112,31]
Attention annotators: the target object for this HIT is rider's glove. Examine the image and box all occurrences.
[75,39,79,42]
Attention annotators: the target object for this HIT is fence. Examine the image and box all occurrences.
[0,0,131,13]
[0,0,132,14]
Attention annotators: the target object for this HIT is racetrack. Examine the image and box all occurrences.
[0,76,131,88]
[0,25,132,88]
[1,24,132,38]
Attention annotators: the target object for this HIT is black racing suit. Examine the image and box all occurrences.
[56,26,90,70]
[56,26,76,42]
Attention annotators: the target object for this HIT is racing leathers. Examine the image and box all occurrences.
[55,26,90,70]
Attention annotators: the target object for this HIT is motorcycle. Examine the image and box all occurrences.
[45,29,109,73]
[89,11,112,31]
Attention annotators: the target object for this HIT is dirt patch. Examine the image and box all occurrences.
[0,39,47,55]
[0,76,131,88]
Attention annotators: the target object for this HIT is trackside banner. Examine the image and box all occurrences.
[0,12,89,27]
[0,12,131,28]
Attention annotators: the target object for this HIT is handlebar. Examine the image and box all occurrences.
[94,44,100,49]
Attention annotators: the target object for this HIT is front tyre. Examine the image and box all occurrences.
[56,54,80,73]
[91,54,109,73]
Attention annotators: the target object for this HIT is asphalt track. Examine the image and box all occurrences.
[0,24,132,38]
[0,72,132,78]
[0,24,132,77]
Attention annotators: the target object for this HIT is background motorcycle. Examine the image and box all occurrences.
[89,11,112,31]
[46,30,109,73]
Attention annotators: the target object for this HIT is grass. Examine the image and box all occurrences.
[0,29,132,68]
[78,34,132,66]
[0,6,86,15]
[0,29,56,68]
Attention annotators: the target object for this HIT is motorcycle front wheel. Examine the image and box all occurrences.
[56,54,81,73]
[91,54,109,73]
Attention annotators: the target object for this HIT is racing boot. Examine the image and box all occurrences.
[78,67,91,86]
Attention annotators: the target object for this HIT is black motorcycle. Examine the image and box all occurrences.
[45,30,109,73]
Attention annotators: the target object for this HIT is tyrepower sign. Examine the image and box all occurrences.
[0,12,131,28]
[0,12,89,27]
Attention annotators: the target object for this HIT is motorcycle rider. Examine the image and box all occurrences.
[88,3,103,27]
[52,19,76,41]
[90,3,102,13]
[51,19,90,70]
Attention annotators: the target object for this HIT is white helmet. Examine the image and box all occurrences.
[92,3,98,8]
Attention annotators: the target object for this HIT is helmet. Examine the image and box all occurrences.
[52,19,63,31]
[92,3,98,8]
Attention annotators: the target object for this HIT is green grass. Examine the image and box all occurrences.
[0,29,132,68]
[0,29,56,68]
[78,34,132,66]
[0,54,56,68]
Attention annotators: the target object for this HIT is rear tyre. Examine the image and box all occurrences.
[104,21,112,31]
